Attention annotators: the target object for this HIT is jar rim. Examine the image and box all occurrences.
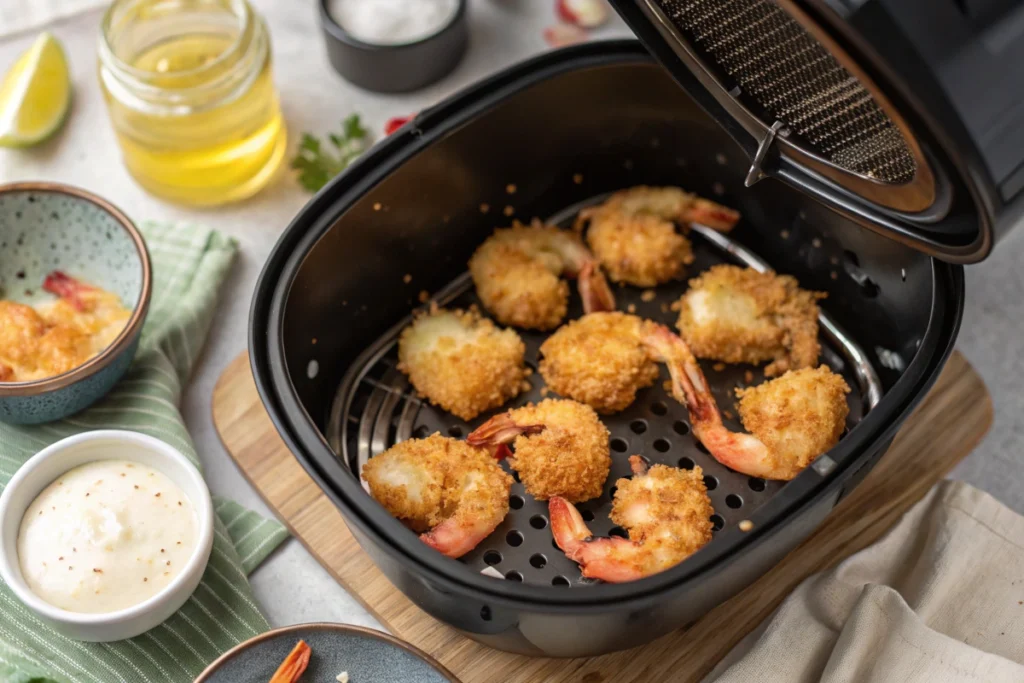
[98,0,252,85]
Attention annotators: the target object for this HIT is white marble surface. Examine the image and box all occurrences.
[2,0,1023,636]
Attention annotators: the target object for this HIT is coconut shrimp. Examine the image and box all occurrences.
[397,305,527,421]
[468,220,615,331]
[549,455,713,582]
[646,324,850,480]
[538,312,660,414]
[362,434,514,558]
[576,186,740,287]
[467,398,611,503]
[676,264,825,377]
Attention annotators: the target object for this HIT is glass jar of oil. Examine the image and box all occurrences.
[99,0,286,206]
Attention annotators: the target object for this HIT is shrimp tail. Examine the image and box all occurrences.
[628,455,649,477]
[684,198,741,232]
[43,271,92,312]
[467,413,545,450]
[421,516,493,559]
[578,261,616,314]
[641,324,721,423]
[549,496,593,556]
[549,497,647,583]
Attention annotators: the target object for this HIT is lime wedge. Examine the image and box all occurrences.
[0,32,71,148]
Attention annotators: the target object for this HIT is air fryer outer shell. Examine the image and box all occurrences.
[250,42,963,657]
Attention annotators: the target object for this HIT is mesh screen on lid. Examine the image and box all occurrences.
[654,0,917,185]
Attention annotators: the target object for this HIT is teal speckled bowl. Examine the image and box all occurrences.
[0,182,151,424]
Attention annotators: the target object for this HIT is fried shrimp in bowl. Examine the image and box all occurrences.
[362,434,514,558]
[468,220,615,330]
[676,264,825,377]
[397,306,527,421]
[646,324,850,480]
[538,312,661,414]
[550,455,713,582]
[577,186,740,287]
[468,398,611,503]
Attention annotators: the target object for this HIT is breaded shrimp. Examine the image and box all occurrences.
[734,366,850,480]
[577,186,740,287]
[397,306,527,421]
[549,455,713,582]
[676,264,824,377]
[468,398,611,503]
[538,312,660,414]
[468,220,615,330]
[362,434,514,558]
[646,324,850,480]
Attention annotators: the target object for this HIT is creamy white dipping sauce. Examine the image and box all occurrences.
[329,0,458,45]
[17,460,197,614]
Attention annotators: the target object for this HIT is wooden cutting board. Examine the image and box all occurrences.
[213,351,991,683]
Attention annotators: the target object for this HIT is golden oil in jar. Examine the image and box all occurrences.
[99,0,286,206]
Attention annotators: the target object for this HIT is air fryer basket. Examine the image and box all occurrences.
[251,42,963,657]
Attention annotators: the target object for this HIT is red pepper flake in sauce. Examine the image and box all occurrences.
[134,485,139,489]
[93,568,103,573]
[155,492,161,497]
[160,549,165,553]
[58,556,64,561]
[143,577,148,582]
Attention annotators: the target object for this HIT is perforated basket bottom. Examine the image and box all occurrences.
[330,207,869,588]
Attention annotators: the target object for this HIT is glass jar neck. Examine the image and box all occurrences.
[99,0,268,114]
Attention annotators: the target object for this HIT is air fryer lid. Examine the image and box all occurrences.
[609,0,994,263]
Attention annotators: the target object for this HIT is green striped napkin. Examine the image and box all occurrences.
[0,222,290,683]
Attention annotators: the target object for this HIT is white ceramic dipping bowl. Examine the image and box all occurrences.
[0,430,213,642]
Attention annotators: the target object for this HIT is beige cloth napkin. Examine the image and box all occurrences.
[713,480,1024,682]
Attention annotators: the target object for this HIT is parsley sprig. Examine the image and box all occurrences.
[291,114,370,193]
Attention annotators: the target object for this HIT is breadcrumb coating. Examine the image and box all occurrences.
[362,434,513,557]
[539,312,659,414]
[397,306,526,421]
[676,264,824,376]
[576,186,739,287]
[548,455,713,582]
[609,459,714,574]
[502,399,611,503]
[587,213,694,287]
[468,220,597,330]
[735,366,850,480]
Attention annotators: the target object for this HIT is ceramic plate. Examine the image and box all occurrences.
[194,623,457,682]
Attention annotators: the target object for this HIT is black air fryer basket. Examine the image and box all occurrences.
[251,38,971,657]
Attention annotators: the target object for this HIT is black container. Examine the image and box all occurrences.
[319,0,468,93]
[250,42,963,657]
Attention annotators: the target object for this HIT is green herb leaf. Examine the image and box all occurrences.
[291,115,370,193]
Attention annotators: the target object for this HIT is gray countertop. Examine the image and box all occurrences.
[2,0,1022,635]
